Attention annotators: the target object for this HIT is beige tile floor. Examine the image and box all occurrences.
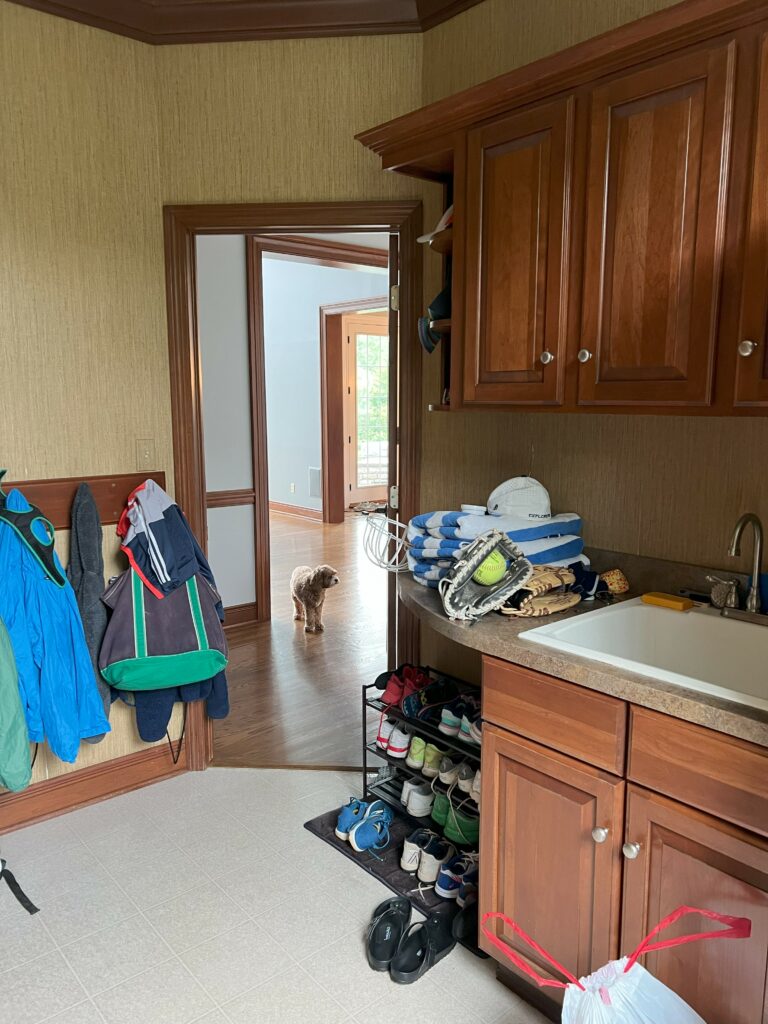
[0,769,548,1024]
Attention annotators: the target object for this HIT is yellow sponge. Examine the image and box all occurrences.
[641,592,695,611]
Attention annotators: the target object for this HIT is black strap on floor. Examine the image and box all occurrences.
[165,703,188,765]
[0,859,40,915]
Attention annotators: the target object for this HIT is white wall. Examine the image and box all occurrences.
[261,255,388,511]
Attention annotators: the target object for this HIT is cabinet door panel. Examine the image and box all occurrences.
[622,786,768,1024]
[462,98,574,405]
[735,32,768,407]
[479,726,624,990]
[579,43,735,406]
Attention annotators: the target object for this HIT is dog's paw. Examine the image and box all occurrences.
[315,623,325,633]
[293,613,303,621]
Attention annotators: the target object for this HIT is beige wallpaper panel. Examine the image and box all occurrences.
[421,0,682,104]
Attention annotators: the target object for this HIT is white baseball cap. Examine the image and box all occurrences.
[417,205,453,244]
[487,477,551,519]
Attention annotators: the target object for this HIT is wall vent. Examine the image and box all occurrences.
[308,467,322,498]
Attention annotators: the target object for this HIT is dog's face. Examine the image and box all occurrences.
[314,565,340,589]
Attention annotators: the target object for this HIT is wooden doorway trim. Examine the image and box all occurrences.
[320,296,389,524]
[163,201,423,765]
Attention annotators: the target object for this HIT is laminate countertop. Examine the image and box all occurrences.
[398,575,768,749]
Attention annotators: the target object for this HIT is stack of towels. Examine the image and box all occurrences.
[407,509,587,588]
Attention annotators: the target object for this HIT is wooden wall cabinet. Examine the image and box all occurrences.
[578,44,735,408]
[734,32,768,408]
[479,658,768,1024]
[461,98,574,406]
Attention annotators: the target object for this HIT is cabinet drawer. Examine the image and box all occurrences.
[482,657,627,775]
[628,707,768,837]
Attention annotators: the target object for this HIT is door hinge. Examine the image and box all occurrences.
[389,484,399,510]
[390,285,400,311]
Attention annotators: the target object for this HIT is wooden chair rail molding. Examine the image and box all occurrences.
[3,471,166,531]
[356,0,768,170]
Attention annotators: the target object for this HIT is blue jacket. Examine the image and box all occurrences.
[0,489,110,762]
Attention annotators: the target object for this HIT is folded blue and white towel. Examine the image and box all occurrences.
[408,533,585,566]
[409,510,581,542]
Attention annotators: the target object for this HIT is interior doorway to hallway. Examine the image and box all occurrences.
[163,201,423,768]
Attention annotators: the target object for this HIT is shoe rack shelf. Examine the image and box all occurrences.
[362,681,480,840]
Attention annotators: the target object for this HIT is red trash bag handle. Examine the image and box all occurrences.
[480,912,585,991]
[625,905,752,973]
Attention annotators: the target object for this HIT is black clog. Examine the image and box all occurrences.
[366,897,412,971]
[389,903,459,984]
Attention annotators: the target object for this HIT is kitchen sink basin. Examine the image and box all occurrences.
[519,596,768,712]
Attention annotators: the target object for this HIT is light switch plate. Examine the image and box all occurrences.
[136,438,156,472]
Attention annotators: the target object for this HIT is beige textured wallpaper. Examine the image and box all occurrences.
[421,0,682,104]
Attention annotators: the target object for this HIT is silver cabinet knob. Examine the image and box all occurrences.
[539,350,555,365]
[738,339,758,357]
[577,348,593,363]
[622,842,641,859]
[591,826,609,844]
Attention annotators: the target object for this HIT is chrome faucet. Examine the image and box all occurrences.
[728,512,764,613]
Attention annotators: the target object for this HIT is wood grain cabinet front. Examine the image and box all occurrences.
[578,43,735,408]
[460,97,574,406]
[734,32,768,408]
[621,785,768,1024]
[479,726,624,994]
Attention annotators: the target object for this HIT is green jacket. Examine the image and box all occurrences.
[0,617,31,792]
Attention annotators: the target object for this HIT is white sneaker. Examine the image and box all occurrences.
[457,763,475,793]
[418,836,456,883]
[406,781,435,817]
[471,770,481,806]
[400,827,438,873]
[376,717,396,750]
[387,724,411,759]
[400,777,421,807]
[438,756,467,786]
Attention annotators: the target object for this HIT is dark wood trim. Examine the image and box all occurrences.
[3,471,166,532]
[320,295,389,525]
[262,235,388,269]
[164,202,422,235]
[224,601,258,628]
[357,0,768,170]
[205,488,255,509]
[246,239,272,625]
[0,745,187,834]
[8,0,483,44]
[268,500,323,521]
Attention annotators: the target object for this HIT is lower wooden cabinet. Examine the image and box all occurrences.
[621,785,768,1024]
[478,725,624,989]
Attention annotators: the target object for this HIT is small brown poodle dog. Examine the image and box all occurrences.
[290,564,340,633]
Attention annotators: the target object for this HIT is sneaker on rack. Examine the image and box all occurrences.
[431,789,450,827]
[435,851,479,900]
[470,769,481,806]
[405,734,426,770]
[458,712,481,746]
[456,763,475,793]
[376,716,396,750]
[469,719,482,745]
[406,782,435,818]
[387,724,412,759]
[444,801,480,847]
[437,756,463,786]
[457,865,478,908]
[348,801,394,853]
[400,777,422,807]
[437,697,465,737]
[418,836,456,884]
[422,742,448,779]
[335,797,368,841]
[380,672,405,707]
[401,665,430,704]
[400,827,439,873]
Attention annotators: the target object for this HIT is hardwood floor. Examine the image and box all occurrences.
[213,511,387,769]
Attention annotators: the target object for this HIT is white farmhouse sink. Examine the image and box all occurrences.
[519,597,768,712]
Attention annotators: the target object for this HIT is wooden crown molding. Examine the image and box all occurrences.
[8,0,484,44]
[357,0,768,168]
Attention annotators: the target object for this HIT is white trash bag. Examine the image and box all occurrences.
[482,906,751,1023]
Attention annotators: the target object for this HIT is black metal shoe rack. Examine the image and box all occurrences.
[361,680,481,841]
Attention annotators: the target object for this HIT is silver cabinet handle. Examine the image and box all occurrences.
[577,348,593,363]
[591,826,609,844]
[738,339,758,357]
[622,842,641,859]
[540,350,555,365]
